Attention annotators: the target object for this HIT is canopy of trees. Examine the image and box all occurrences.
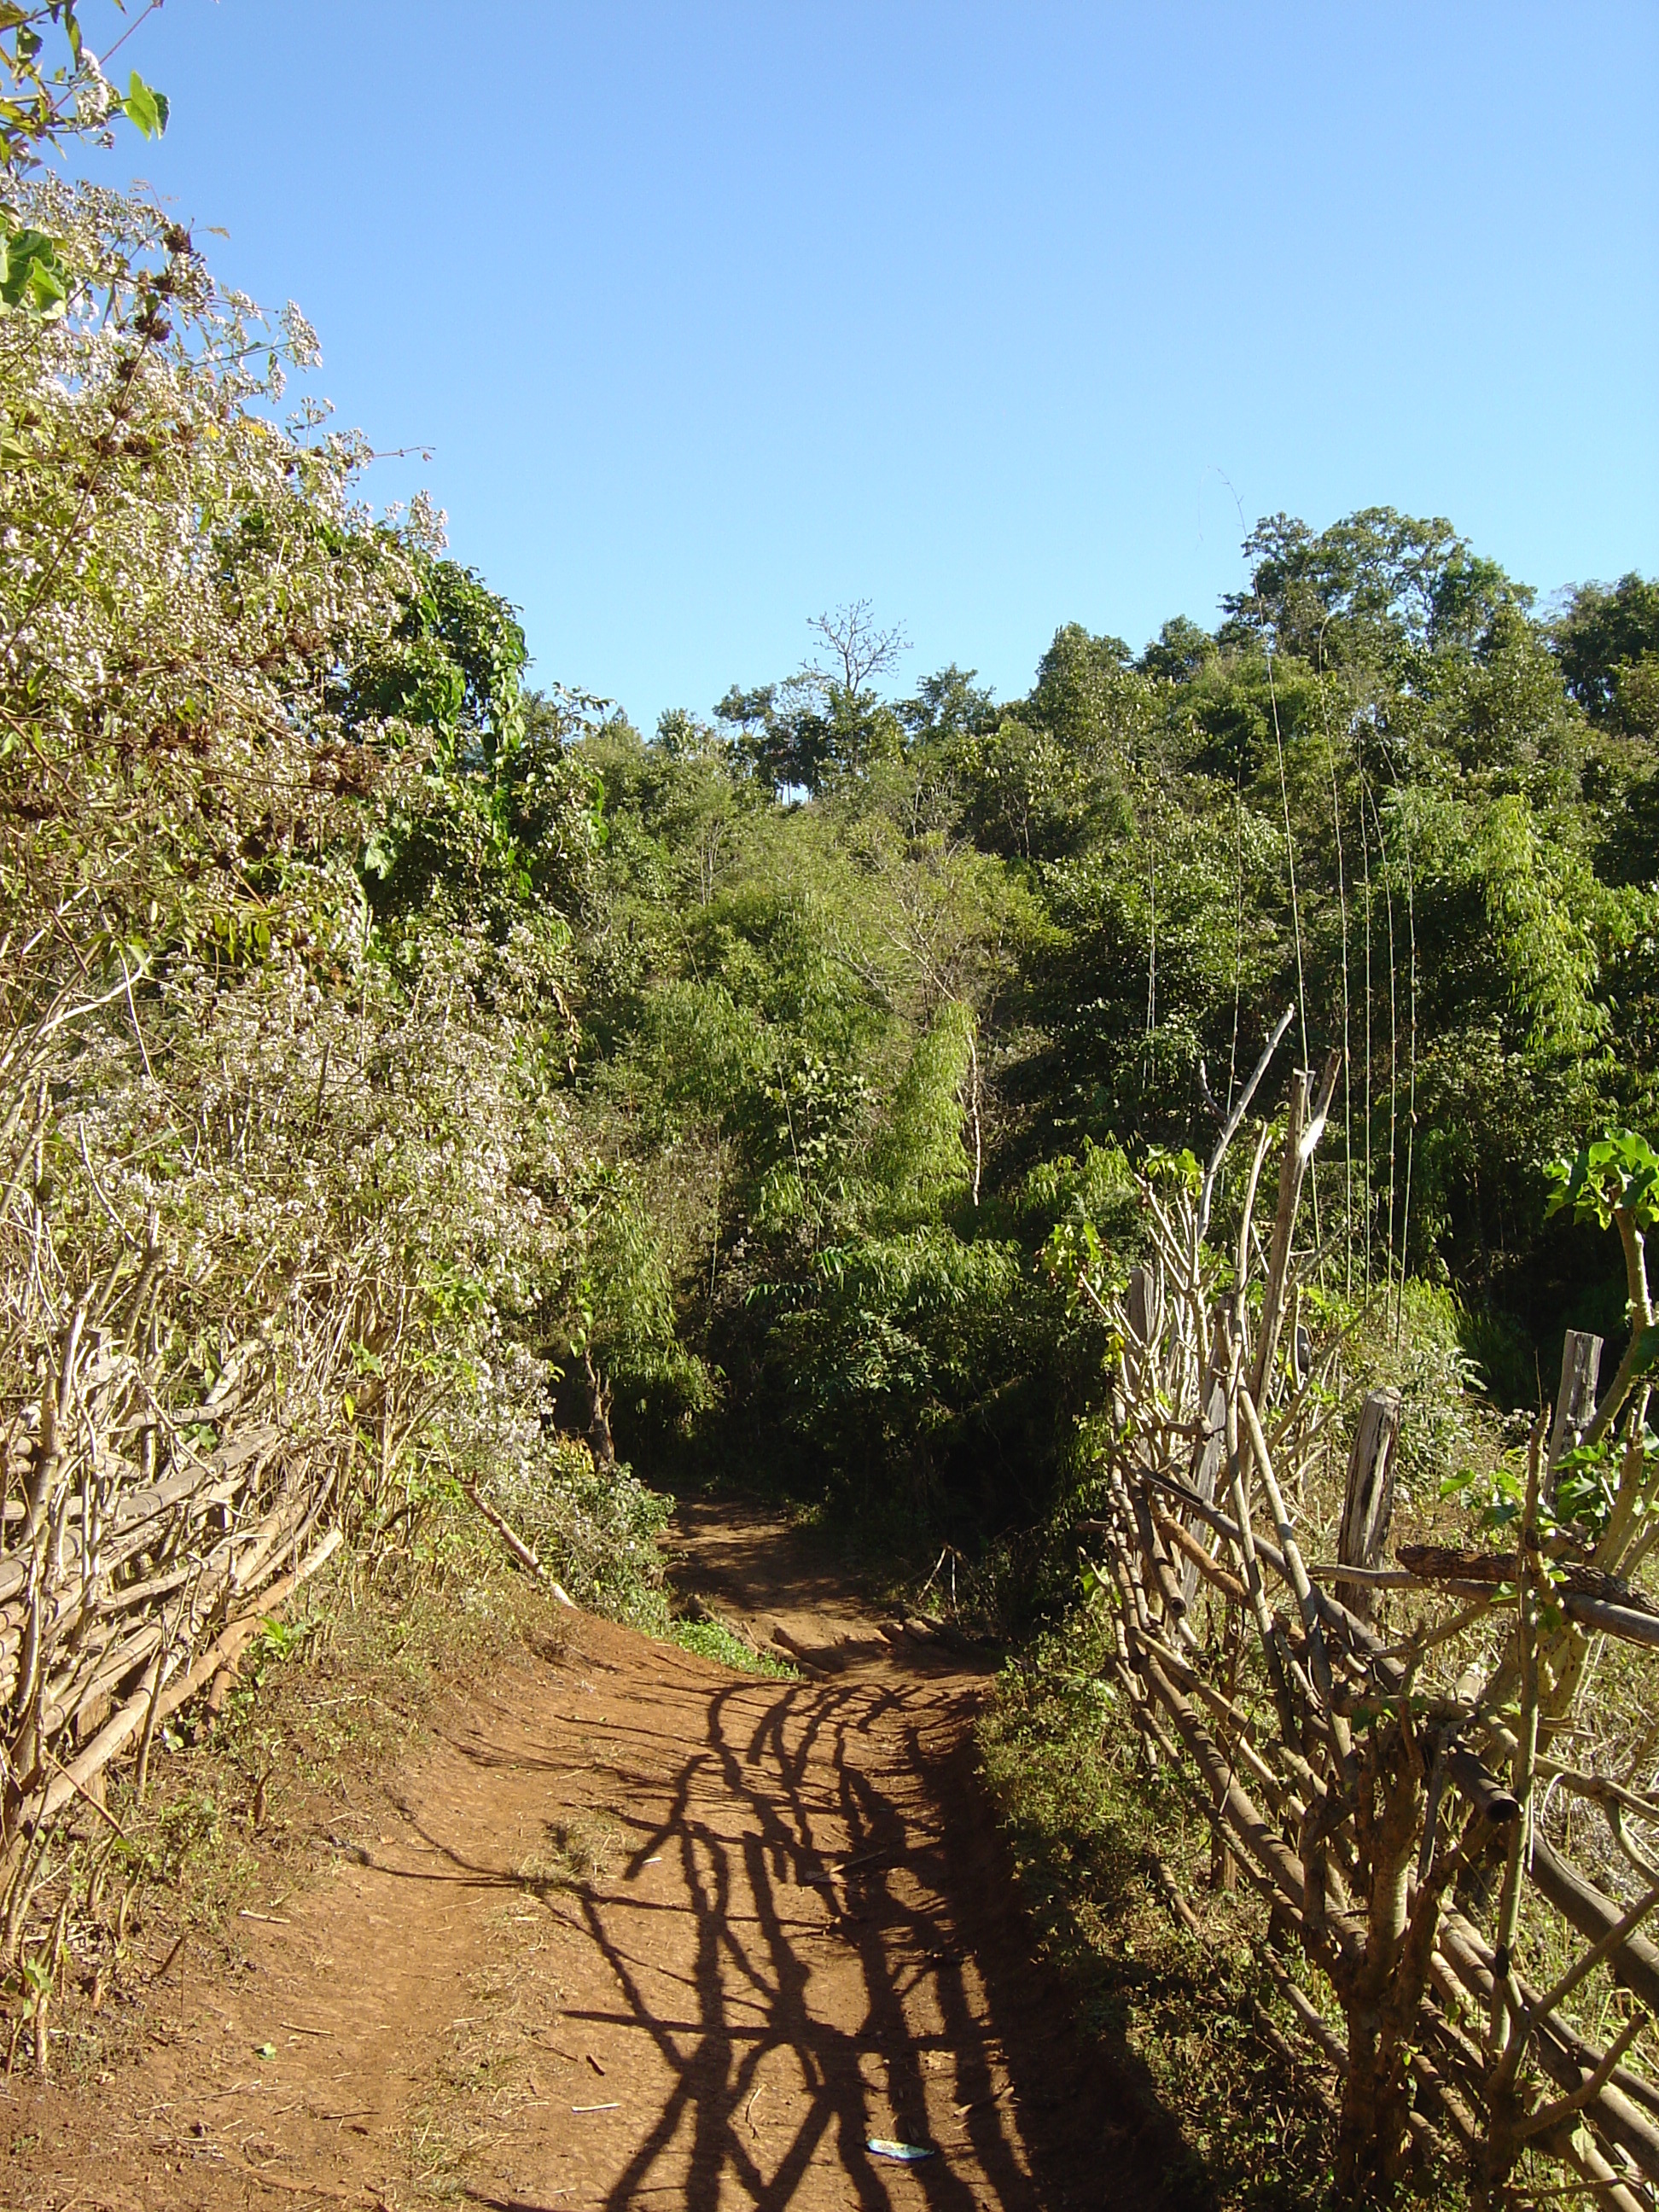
[556,527,1657,1551]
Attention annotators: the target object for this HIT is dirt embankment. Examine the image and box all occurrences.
[12,1499,1176,2209]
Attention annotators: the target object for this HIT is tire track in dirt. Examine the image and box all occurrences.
[15,1499,1174,2209]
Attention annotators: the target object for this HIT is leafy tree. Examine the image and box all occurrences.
[1221,506,1531,672]
[898,662,998,746]
[1554,573,1659,725]
[1138,614,1216,683]
[714,602,912,795]
[347,559,602,930]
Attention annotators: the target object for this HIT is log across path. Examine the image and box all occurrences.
[15,1499,1173,2209]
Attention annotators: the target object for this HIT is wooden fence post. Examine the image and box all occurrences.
[1340,1389,1402,1623]
[1125,1264,1163,1400]
[1545,1330,1603,1505]
[1181,1311,1232,1608]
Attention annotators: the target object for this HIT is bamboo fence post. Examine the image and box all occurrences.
[1179,1313,1231,1610]
[1338,1388,1401,1625]
[1545,1329,1603,1505]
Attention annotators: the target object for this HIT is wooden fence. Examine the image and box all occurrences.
[1080,1039,1659,2204]
[0,1182,364,1984]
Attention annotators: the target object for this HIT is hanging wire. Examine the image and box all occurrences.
[1226,774,1245,1116]
[1265,645,1310,1068]
[1395,789,1419,1348]
[1143,835,1157,1105]
[1266,643,1319,1254]
[1364,775,1400,1312]
[1316,649,1354,1301]
[1359,771,1375,1299]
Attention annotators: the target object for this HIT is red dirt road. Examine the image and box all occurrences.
[10,1500,1170,2209]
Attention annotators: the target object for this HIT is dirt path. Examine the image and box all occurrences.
[14,1499,1171,2209]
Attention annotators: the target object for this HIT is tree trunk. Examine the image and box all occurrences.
[584,1349,616,1473]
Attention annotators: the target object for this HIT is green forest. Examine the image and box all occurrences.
[559,535,1659,1548]
[4,15,1659,2203]
[5,145,1659,1622]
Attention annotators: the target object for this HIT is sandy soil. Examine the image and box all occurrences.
[10,1499,1173,2209]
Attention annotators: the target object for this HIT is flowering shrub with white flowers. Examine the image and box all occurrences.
[0,175,665,1920]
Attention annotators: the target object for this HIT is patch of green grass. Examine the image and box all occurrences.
[978,1611,1466,2211]
[669,1617,796,1677]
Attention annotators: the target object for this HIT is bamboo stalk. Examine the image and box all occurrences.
[461,1481,575,1606]
[1152,1506,1249,1606]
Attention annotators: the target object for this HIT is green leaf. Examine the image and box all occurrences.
[120,71,169,140]
[1143,1143,1202,1196]
[0,224,68,319]
[1547,1132,1659,1232]
[19,253,63,315]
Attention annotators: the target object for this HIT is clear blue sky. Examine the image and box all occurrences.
[75,0,1657,729]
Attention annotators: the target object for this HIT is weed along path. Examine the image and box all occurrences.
[18,1499,1166,2210]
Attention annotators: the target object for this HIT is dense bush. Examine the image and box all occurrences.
[0,169,669,1667]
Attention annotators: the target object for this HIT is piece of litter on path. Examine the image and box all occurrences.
[573,2101,620,2114]
[868,2137,935,2163]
